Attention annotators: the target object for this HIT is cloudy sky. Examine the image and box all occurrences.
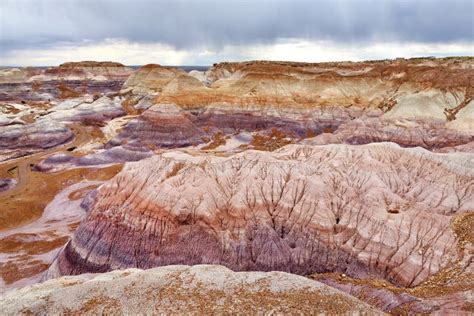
[0,0,473,66]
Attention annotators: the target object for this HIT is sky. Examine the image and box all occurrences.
[0,0,473,66]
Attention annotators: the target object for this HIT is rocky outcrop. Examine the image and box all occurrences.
[2,58,473,167]
[122,64,204,95]
[0,62,134,163]
[43,96,125,124]
[0,61,133,102]
[34,145,153,172]
[0,265,382,315]
[305,117,474,151]
[108,58,474,155]
[0,95,128,161]
[108,103,348,151]
[0,121,74,161]
[109,103,206,148]
[1,57,473,314]
[0,179,16,192]
[50,143,473,288]
[0,68,30,84]
[161,58,473,112]
[32,61,133,82]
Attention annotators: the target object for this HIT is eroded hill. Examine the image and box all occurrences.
[0,57,473,314]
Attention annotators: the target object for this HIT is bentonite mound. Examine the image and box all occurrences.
[0,265,382,315]
[0,121,74,161]
[49,143,473,289]
[1,58,473,314]
[0,61,134,102]
[103,58,474,156]
[0,178,16,192]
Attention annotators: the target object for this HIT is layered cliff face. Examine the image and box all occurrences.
[52,144,472,285]
[0,62,135,290]
[0,62,133,160]
[0,61,133,102]
[106,58,473,155]
[1,58,473,314]
[157,59,473,114]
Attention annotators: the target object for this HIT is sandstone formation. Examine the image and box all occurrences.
[52,61,133,81]
[50,143,472,288]
[0,265,382,315]
[1,57,473,314]
[304,117,474,151]
[0,179,16,192]
[0,61,133,102]
[0,96,126,161]
[0,122,74,161]
[104,58,474,156]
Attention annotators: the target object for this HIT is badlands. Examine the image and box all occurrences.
[0,58,473,314]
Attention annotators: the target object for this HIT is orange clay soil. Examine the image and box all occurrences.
[121,97,143,115]
[0,104,21,115]
[0,233,71,255]
[68,184,101,201]
[239,129,294,152]
[57,82,84,99]
[0,232,73,285]
[0,256,50,285]
[201,131,226,150]
[0,163,123,231]
[0,124,123,231]
[0,149,122,286]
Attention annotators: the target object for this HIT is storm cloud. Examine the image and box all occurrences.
[0,0,473,65]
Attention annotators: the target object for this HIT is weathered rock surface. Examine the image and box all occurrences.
[0,96,127,161]
[51,143,473,289]
[0,178,16,192]
[0,121,74,161]
[1,58,473,314]
[43,96,125,124]
[109,103,206,148]
[51,61,133,81]
[156,58,473,114]
[0,265,382,315]
[123,64,203,95]
[107,58,474,155]
[311,272,474,314]
[0,62,134,160]
[304,117,474,151]
[0,61,133,102]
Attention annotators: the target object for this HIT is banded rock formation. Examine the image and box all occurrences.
[0,96,126,161]
[0,61,134,159]
[6,58,471,171]
[106,58,474,155]
[0,122,74,161]
[0,61,133,102]
[50,143,473,289]
[1,58,473,314]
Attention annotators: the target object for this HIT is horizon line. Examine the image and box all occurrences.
[1,55,473,68]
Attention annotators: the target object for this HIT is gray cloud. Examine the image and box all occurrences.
[1,0,473,54]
